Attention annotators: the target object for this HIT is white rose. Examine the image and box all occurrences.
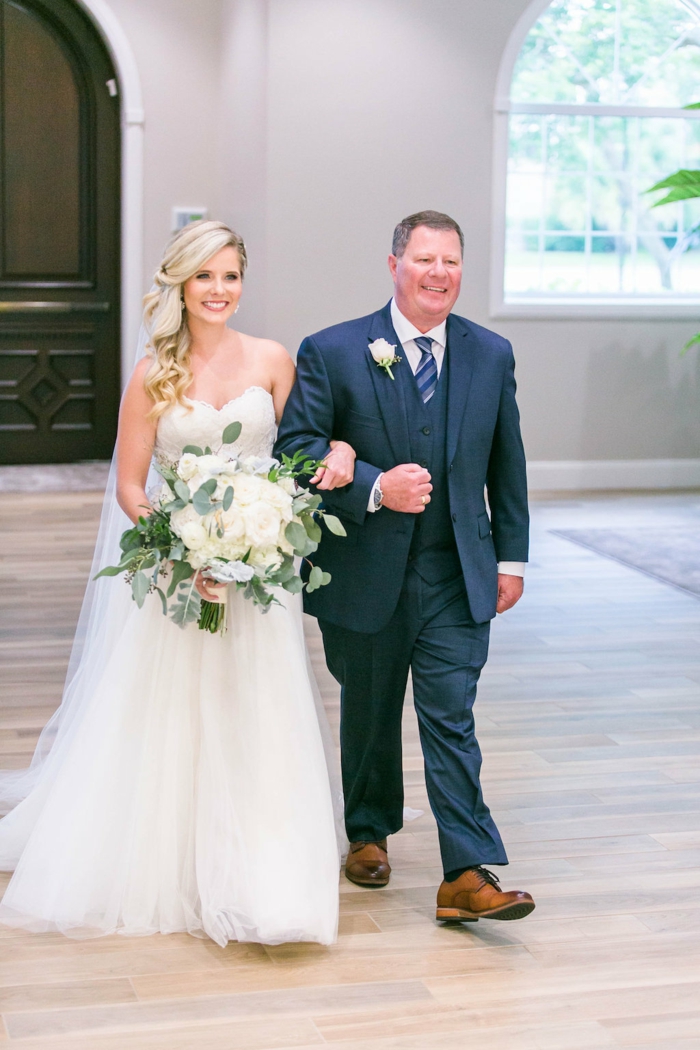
[214,472,238,500]
[243,500,283,549]
[368,337,397,364]
[259,478,294,517]
[194,454,227,476]
[278,476,297,496]
[170,503,200,535]
[248,545,282,570]
[232,473,264,505]
[177,453,199,481]
[219,507,246,543]
[179,520,209,550]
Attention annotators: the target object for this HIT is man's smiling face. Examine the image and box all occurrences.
[389,225,463,331]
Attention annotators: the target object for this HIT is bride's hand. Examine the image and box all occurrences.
[195,573,227,603]
[310,440,356,490]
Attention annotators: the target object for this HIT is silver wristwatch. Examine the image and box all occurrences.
[373,474,384,510]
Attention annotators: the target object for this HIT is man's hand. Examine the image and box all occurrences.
[310,440,357,490]
[496,573,524,614]
[380,464,433,513]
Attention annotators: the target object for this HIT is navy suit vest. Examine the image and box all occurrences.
[403,350,462,585]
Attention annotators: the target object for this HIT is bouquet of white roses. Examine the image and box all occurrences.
[96,420,346,634]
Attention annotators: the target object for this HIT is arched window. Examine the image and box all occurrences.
[494,0,700,313]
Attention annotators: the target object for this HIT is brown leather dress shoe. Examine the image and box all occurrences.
[436,866,535,922]
[345,839,391,887]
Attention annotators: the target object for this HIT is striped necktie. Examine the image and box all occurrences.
[414,336,437,404]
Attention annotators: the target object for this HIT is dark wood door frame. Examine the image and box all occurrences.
[0,0,121,464]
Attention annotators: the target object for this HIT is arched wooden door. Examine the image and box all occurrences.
[0,0,120,464]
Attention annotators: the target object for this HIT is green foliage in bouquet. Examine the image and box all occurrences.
[95,422,346,634]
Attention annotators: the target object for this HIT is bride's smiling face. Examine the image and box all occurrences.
[182,246,243,325]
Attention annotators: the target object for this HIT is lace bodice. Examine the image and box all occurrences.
[155,386,277,464]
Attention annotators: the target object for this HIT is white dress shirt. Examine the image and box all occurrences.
[367,299,525,579]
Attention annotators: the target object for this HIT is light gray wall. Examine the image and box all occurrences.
[103,0,223,286]
[106,0,700,464]
[260,0,700,463]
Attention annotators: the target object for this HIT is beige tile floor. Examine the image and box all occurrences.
[1,489,699,1049]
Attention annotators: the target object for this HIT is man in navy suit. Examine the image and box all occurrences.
[275,211,534,923]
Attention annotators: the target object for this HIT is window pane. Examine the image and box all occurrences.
[504,113,700,299]
[511,0,700,108]
[546,115,589,171]
[546,174,587,230]
[508,115,543,172]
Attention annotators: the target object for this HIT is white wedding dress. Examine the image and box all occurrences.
[0,387,341,946]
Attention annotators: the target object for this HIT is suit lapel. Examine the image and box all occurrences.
[365,303,411,464]
[445,315,476,465]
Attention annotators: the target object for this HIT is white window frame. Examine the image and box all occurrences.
[490,0,700,318]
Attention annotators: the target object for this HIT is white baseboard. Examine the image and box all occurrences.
[527,459,700,492]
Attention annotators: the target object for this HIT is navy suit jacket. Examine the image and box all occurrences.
[274,301,528,632]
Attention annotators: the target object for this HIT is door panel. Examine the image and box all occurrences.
[0,0,120,464]
[3,2,81,276]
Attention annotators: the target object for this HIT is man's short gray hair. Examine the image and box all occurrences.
[392,210,464,258]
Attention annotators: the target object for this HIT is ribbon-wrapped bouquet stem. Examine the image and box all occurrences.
[96,421,346,634]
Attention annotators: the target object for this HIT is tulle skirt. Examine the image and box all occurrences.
[0,584,341,946]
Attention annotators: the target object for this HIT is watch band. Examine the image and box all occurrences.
[373,475,384,510]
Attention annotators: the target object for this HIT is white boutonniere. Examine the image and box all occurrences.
[368,338,401,380]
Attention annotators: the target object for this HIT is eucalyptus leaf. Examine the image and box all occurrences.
[167,559,194,598]
[192,490,214,516]
[321,571,332,586]
[94,564,125,579]
[160,499,186,514]
[174,479,191,503]
[222,485,234,511]
[131,571,150,609]
[306,565,324,593]
[282,576,304,594]
[154,462,178,484]
[303,517,322,543]
[322,514,347,537]
[155,587,168,615]
[285,521,308,553]
[182,445,203,456]
[270,557,296,583]
[222,420,242,445]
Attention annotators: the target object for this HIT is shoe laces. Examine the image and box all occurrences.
[470,865,501,890]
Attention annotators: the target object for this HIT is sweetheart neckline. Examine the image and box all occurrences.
[183,386,273,413]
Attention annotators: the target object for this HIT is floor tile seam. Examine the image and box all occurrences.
[315,996,700,1036]
[0,973,138,1004]
[423,972,700,1003]
[2,979,439,1035]
[309,1015,329,1044]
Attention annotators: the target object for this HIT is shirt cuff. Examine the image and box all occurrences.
[367,474,383,512]
[497,562,526,577]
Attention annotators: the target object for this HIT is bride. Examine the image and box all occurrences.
[0,220,355,947]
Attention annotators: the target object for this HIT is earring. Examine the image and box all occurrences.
[234,305,240,314]
[180,296,186,310]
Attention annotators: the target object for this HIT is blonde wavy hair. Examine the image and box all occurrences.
[142,220,247,419]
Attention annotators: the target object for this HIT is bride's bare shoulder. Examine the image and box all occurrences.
[240,332,292,363]
[240,333,295,384]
